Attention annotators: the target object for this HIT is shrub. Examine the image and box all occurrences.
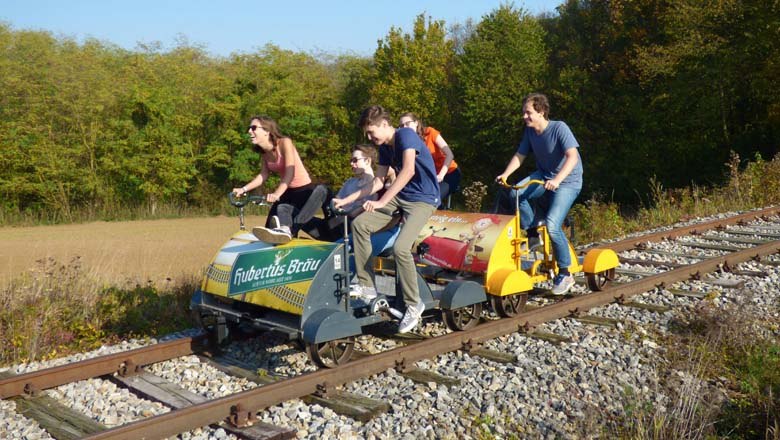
[0,257,195,366]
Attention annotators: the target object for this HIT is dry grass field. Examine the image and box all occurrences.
[0,214,268,287]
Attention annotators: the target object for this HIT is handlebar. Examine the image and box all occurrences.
[497,178,545,190]
[329,199,349,217]
[228,192,267,208]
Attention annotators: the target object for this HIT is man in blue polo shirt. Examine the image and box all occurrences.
[333,105,439,333]
[496,93,583,295]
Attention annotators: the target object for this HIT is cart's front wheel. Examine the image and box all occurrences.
[306,337,356,368]
[586,268,615,291]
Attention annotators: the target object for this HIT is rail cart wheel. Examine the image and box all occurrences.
[198,314,241,347]
[442,302,483,331]
[306,337,356,368]
[586,268,615,291]
[490,293,528,318]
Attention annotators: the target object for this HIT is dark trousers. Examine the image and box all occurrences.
[267,184,331,236]
[438,168,461,209]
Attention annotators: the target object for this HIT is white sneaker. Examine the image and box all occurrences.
[398,301,425,334]
[252,225,292,244]
[551,274,575,295]
[349,284,377,300]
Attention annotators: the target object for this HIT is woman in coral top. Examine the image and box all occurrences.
[399,112,461,208]
[233,115,317,244]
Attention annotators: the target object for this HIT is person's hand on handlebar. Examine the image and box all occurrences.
[495,173,510,184]
[543,179,561,191]
[363,199,386,213]
[232,187,248,196]
[332,197,346,209]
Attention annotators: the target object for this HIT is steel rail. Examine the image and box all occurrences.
[582,205,780,253]
[0,336,206,399]
[85,239,780,440]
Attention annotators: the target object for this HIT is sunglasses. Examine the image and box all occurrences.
[248,125,259,132]
[350,157,365,163]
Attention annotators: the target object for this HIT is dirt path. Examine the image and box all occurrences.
[0,215,267,287]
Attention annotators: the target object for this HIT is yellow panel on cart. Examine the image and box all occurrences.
[486,267,535,295]
[582,248,620,274]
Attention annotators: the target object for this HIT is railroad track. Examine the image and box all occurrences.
[2,206,779,439]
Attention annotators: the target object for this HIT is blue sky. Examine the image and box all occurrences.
[1,1,563,57]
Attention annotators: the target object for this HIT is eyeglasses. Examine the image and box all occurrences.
[350,157,365,163]
[248,125,259,132]
[399,120,415,128]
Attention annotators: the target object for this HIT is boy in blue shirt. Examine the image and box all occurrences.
[333,105,439,333]
[496,93,583,295]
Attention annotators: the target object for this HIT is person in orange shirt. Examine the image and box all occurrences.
[232,115,319,244]
[399,113,461,209]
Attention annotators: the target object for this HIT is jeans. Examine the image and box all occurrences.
[509,170,580,268]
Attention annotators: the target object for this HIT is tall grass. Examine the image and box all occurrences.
[578,153,780,439]
[570,152,780,245]
[0,257,196,365]
[606,292,780,440]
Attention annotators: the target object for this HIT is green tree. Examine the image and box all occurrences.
[229,46,352,187]
[334,53,374,140]
[633,0,780,182]
[370,14,454,129]
[542,0,669,201]
[455,4,549,180]
[0,27,123,220]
